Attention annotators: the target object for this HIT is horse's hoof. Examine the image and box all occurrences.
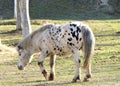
[71,75,81,83]
[83,74,91,82]
[48,73,54,81]
[71,79,77,83]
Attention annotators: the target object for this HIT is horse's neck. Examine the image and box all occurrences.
[30,33,42,52]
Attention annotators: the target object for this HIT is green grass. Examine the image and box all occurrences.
[0,19,120,86]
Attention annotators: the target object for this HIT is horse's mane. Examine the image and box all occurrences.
[18,24,54,49]
[31,24,54,38]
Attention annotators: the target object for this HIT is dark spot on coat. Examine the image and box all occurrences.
[79,38,82,41]
[70,28,73,31]
[57,46,61,51]
[39,47,41,51]
[56,31,59,33]
[72,50,74,54]
[49,31,51,34]
[60,33,62,36]
[59,49,62,52]
[78,59,81,63]
[51,37,54,40]
[46,50,48,54]
[68,38,72,41]
[56,46,59,48]
[68,33,70,35]
[70,24,77,27]
[67,42,74,46]
[67,42,69,45]
[72,43,74,46]
[76,33,79,41]
[59,29,61,32]
[71,31,79,41]
[54,48,56,50]
[76,27,81,32]
[71,31,76,38]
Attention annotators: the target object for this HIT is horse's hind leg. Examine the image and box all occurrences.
[83,63,92,82]
[48,54,56,81]
[38,51,48,80]
[72,50,81,83]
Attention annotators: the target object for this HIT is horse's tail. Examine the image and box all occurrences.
[81,25,95,69]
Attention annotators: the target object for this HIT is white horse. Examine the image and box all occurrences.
[17,22,95,82]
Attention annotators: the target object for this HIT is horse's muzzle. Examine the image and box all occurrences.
[18,65,24,70]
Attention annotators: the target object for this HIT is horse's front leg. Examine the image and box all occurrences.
[72,50,81,83]
[48,54,56,81]
[38,51,48,80]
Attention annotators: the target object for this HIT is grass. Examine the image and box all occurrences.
[0,19,120,86]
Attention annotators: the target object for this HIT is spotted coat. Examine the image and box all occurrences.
[39,22,83,56]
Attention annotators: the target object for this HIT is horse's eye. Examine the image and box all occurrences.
[18,45,23,49]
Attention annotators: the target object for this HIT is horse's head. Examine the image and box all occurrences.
[17,43,32,70]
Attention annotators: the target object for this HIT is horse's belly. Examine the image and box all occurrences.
[47,38,82,56]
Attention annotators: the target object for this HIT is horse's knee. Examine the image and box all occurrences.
[38,61,43,66]
[42,69,48,80]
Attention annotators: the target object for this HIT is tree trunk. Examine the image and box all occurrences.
[14,0,17,18]
[16,0,22,30]
[19,0,32,38]
[0,38,1,45]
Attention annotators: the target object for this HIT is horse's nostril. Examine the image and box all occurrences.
[18,65,23,70]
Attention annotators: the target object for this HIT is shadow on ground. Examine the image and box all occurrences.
[33,81,74,86]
